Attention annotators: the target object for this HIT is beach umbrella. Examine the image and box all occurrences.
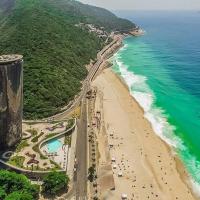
[121,193,127,199]
[109,143,114,148]
[118,171,123,177]
[111,157,116,162]
[113,164,117,169]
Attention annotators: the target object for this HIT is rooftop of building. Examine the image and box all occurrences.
[0,55,23,64]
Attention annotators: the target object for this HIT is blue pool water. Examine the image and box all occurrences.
[47,139,62,153]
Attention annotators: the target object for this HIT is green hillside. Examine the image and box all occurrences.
[0,0,135,119]
[46,0,135,31]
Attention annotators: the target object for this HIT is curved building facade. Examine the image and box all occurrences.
[0,55,23,150]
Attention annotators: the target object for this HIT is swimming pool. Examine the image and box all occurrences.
[47,139,62,153]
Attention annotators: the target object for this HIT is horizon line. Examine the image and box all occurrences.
[112,9,200,11]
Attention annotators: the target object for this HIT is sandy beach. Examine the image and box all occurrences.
[92,68,197,200]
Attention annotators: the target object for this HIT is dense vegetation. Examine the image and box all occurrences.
[46,0,136,32]
[0,0,135,119]
[42,171,69,195]
[0,170,39,200]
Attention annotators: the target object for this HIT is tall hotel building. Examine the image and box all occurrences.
[0,55,23,150]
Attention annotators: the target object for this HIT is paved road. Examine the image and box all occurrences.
[74,97,88,200]
[60,37,122,199]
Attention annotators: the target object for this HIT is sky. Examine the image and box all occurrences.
[79,0,200,11]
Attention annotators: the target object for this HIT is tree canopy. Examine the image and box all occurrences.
[0,170,39,200]
[42,171,70,195]
[5,192,34,200]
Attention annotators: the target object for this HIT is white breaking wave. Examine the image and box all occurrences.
[190,171,200,197]
[115,57,182,148]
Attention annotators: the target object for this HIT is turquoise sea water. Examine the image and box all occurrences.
[112,11,200,190]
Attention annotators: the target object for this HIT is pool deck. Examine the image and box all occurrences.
[41,137,69,170]
[12,120,75,171]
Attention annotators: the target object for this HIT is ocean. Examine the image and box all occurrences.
[112,11,200,192]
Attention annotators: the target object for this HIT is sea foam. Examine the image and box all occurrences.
[114,55,181,148]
